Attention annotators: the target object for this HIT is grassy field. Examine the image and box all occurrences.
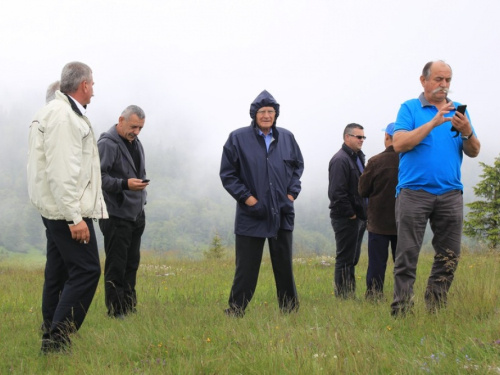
[1,248,499,374]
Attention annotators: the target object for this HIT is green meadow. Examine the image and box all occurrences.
[1,248,499,374]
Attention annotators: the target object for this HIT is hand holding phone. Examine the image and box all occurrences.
[142,179,150,183]
[451,104,467,137]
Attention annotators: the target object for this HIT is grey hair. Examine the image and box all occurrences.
[422,60,452,79]
[60,62,92,94]
[121,105,146,120]
[343,123,364,137]
[45,80,60,103]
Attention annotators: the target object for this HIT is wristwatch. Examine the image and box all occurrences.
[461,132,473,140]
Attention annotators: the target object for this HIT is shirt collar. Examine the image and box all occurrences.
[258,128,273,137]
[67,95,86,115]
[418,92,454,108]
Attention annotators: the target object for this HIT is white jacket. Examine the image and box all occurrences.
[27,91,108,224]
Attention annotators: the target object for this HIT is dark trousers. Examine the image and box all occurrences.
[99,212,145,316]
[41,217,101,341]
[366,232,397,297]
[228,229,298,312]
[331,217,366,298]
[391,189,463,314]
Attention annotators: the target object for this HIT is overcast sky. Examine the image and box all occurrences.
[2,0,499,199]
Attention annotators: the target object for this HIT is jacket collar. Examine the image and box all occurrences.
[108,125,141,172]
[252,121,280,141]
[62,92,84,117]
[341,142,365,163]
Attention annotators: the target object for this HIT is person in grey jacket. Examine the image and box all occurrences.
[97,105,147,318]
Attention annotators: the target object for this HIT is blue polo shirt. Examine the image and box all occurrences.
[394,93,476,196]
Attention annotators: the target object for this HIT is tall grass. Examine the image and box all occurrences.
[1,248,499,374]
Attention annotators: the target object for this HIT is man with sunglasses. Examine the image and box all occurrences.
[220,90,304,316]
[391,60,480,317]
[328,123,367,299]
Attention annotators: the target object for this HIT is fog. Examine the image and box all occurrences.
[1,0,499,253]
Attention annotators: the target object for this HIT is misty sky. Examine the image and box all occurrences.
[2,0,499,202]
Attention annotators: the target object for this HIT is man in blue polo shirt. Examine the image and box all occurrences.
[391,60,480,317]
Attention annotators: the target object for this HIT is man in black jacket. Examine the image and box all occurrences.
[97,105,148,318]
[220,90,304,316]
[328,123,367,298]
[358,123,399,300]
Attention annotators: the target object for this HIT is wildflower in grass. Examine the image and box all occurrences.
[420,362,430,373]
[158,342,163,348]
[386,326,392,331]
[333,355,338,359]
[206,338,211,343]
[29,307,33,313]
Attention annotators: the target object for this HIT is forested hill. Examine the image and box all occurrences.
[0,105,334,258]
[0,104,487,258]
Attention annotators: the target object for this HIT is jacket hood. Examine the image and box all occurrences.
[249,90,280,120]
[99,125,121,143]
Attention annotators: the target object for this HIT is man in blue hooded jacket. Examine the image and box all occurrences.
[220,90,304,316]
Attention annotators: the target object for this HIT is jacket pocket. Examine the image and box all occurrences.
[240,200,267,219]
[281,196,294,214]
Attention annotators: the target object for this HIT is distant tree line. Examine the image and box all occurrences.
[1,105,496,257]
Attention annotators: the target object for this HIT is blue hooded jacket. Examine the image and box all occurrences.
[220,90,304,238]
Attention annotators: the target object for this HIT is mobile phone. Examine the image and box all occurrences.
[450,104,467,137]
[456,104,467,115]
[142,179,150,183]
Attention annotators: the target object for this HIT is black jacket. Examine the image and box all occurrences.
[220,90,304,238]
[328,143,367,220]
[97,125,147,221]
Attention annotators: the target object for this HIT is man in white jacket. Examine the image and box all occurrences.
[27,61,108,354]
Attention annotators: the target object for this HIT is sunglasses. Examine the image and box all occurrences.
[348,134,366,140]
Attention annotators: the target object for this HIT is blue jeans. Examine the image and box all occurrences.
[331,217,366,298]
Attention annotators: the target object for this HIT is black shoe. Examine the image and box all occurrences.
[40,333,71,355]
[40,322,50,335]
[391,307,413,319]
[224,308,244,318]
[365,291,386,303]
[109,313,126,320]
